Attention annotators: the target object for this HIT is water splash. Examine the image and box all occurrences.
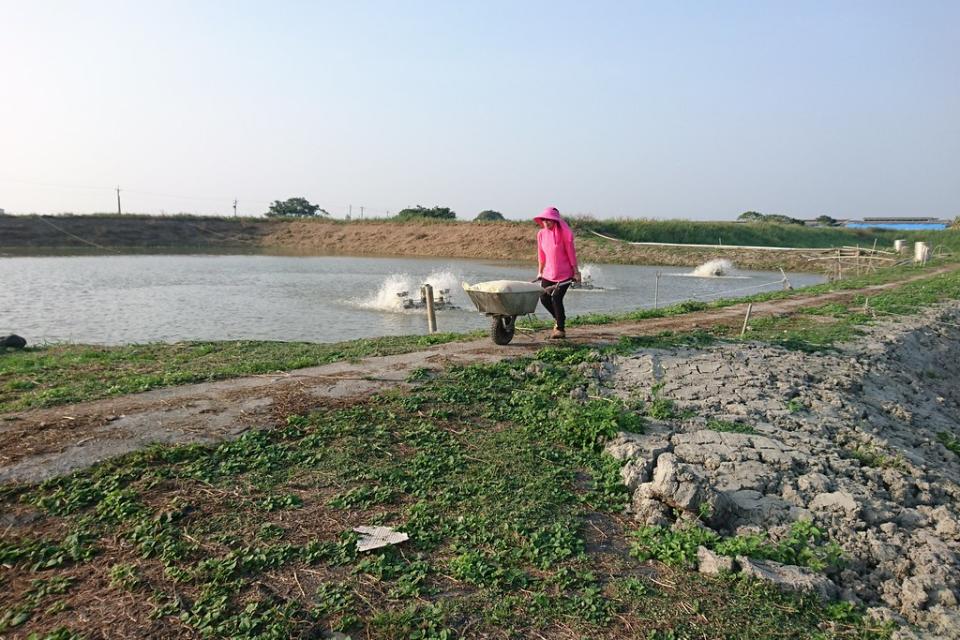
[573,264,610,291]
[355,270,462,312]
[423,270,461,300]
[580,263,600,283]
[691,259,734,277]
[356,273,414,311]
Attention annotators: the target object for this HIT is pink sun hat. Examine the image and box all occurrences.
[533,207,562,224]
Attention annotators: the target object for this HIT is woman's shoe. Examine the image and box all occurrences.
[550,328,566,339]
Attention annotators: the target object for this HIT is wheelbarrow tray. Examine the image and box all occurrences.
[464,288,541,316]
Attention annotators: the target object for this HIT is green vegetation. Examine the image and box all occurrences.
[474,210,505,222]
[630,520,844,573]
[0,344,888,638]
[728,267,960,352]
[937,432,960,457]
[575,217,960,251]
[846,443,907,471]
[705,419,758,435]
[816,215,839,227]
[646,382,678,420]
[737,211,805,225]
[265,197,328,218]
[395,205,456,221]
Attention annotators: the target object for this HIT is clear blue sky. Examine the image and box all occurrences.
[1,1,957,220]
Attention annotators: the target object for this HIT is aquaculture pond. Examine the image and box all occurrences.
[0,255,824,345]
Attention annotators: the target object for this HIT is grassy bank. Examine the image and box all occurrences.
[2,264,956,414]
[577,218,960,251]
[723,267,960,351]
[0,342,892,639]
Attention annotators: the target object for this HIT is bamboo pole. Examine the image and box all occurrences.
[740,303,753,338]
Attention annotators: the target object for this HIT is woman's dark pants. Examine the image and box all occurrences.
[539,279,571,330]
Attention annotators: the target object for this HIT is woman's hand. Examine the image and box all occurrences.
[573,269,582,283]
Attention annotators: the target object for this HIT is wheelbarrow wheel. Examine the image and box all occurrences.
[490,315,516,345]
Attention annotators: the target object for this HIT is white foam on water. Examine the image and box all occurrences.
[353,270,463,313]
[666,259,749,279]
[423,269,461,302]
[571,263,612,291]
[692,258,734,277]
[355,273,415,312]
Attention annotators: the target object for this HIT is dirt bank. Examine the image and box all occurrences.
[0,215,824,271]
[0,215,272,252]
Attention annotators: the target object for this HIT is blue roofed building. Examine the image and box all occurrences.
[844,217,950,231]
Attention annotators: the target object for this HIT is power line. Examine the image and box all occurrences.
[34,216,120,253]
[0,176,399,217]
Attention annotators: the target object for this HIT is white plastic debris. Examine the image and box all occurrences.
[353,525,409,552]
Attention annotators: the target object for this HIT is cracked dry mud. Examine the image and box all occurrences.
[602,304,960,638]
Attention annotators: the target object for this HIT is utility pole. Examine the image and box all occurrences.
[349,204,353,219]
[360,206,364,219]
[116,186,122,215]
[233,199,238,217]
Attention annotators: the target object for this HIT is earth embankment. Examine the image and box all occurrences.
[0,215,825,271]
[605,305,960,635]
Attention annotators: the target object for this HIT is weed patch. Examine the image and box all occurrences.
[630,520,844,573]
[0,342,896,638]
[937,432,960,457]
[705,419,758,435]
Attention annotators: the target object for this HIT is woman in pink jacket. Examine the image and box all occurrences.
[534,207,581,339]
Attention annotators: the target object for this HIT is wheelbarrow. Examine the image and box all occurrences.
[462,279,572,345]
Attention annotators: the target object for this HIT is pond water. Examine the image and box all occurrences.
[0,255,825,345]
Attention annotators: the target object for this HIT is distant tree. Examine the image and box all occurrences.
[265,197,326,217]
[396,205,456,220]
[738,211,803,225]
[474,210,505,222]
[763,214,805,226]
[816,215,838,227]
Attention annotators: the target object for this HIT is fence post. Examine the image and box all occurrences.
[422,284,437,333]
[654,271,661,309]
[778,267,793,291]
[740,303,753,338]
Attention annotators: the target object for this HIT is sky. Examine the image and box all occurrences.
[1,1,958,221]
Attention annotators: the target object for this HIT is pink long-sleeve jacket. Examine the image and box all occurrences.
[535,208,578,282]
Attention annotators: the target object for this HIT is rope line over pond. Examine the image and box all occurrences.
[588,229,829,252]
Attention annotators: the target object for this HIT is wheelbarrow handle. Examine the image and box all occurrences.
[541,279,575,294]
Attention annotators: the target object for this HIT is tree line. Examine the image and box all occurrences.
[265,198,504,221]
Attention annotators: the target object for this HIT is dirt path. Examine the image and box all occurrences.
[2,266,956,484]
